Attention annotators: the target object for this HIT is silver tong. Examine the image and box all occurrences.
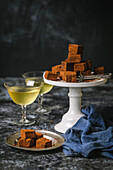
[77,73,112,82]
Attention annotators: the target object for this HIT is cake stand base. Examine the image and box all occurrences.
[54,87,84,133]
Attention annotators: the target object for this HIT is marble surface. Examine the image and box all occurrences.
[0,77,113,170]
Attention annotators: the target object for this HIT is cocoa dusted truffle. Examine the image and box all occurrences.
[52,65,62,74]
[68,44,84,54]
[61,61,74,71]
[36,137,52,148]
[25,138,34,148]
[35,132,43,139]
[94,66,104,74]
[45,71,58,81]
[18,138,26,147]
[67,54,82,63]
[80,70,91,76]
[74,62,87,71]
[21,129,36,139]
[60,71,77,82]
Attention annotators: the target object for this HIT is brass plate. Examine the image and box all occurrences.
[6,130,65,151]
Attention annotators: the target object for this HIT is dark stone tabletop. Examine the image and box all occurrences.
[0,77,113,170]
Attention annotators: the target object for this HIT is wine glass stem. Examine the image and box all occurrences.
[21,105,27,122]
[38,94,43,109]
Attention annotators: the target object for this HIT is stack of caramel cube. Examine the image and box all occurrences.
[45,44,104,82]
[18,129,52,148]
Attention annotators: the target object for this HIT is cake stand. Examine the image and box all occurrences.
[44,76,107,133]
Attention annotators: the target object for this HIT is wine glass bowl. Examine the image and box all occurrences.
[22,71,53,114]
[4,80,42,125]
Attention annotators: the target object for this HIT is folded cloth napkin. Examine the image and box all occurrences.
[62,105,113,159]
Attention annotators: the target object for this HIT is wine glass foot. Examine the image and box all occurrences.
[12,119,35,126]
[35,107,51,114]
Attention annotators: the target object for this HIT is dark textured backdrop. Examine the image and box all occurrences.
[0,0,113,77]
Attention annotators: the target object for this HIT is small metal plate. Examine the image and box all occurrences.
[6,130,65,151]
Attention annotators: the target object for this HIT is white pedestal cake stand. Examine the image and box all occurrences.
[44,76,107,133]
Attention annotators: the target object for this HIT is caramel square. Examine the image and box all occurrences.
[45,71,58,81]
[35,132,43,139]
[36,137,52,148]
[18,138,26,147]
[74,62,87,71]
[68,53,82,63]
[64,74,77,82]
[60,71,76,79]
[21,129,36,139]
[68,44,84,54]
[61,61,74,71]
[26,138,34,148]
[60,71,77,82]
[80,70,91,76]
[52,65,62,73]
[94,66,104,74]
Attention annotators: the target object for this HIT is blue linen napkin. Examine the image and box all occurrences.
[62,105,113,159]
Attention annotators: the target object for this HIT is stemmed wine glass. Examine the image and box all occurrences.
[22,71,53,114]
[4,80,42,125]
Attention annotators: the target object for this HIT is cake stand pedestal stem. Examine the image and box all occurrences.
[54,87,84,133]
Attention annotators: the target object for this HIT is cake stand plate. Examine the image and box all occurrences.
[44,75,107,133]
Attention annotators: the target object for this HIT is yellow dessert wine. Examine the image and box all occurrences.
[8,86,40,106]
[25,77,53,95]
